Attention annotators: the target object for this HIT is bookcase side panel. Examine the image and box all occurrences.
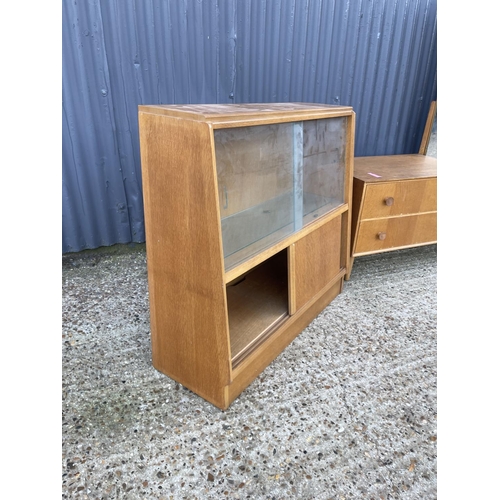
[139,112,231,406]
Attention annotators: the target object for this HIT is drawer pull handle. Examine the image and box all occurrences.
[377,232,387,240]
[384,197,394,206]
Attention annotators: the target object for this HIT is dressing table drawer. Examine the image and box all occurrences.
[355,213,437,255]
[362,178,437,219]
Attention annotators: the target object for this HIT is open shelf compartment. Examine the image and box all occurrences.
[226,249,289,366]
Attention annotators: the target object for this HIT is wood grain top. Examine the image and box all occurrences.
[139,102,353,124]
[354,154,437,183]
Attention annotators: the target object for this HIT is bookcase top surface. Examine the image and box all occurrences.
[138,102,353,124]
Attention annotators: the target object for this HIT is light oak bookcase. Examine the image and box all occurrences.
[138,103,355,409]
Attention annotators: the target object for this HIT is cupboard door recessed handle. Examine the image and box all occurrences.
[377,232,387,240]
[384,197,394,206]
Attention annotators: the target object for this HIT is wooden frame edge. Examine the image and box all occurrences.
[418,100,437,155]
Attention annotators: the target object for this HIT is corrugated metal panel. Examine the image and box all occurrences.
[62,0,437,253]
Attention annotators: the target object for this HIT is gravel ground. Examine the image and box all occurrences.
[62,243,437,499]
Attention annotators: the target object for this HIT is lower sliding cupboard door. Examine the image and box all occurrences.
[292,216,343,312]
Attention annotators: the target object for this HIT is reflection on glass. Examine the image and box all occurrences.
[214,117,346,270]
[303,118,346,224]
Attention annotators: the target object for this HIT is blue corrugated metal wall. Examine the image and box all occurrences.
[62,0,437,253]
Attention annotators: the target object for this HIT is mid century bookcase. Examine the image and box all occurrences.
[138,103,355,409]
